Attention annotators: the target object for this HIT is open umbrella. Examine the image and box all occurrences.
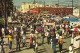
[74,28,79,31]
[78,25,80,27]
[74,36,80,41]
[70,28,80,31]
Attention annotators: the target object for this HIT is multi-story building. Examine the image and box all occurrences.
[20,2,44,13]
[73,8,79,17]
[29,7,73,16]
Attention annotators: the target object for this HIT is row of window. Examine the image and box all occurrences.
[39,9,72,12]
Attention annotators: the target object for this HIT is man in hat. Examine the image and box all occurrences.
[58,36,63,53]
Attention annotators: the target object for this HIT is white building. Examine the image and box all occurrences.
[73,8,79,17]
[20,2,44,13]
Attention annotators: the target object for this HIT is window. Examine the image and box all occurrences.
[56,10,57,12]
[70,10,71,11]
[53,9,55,11]
[59,10,60,11]
[62,9,63,11]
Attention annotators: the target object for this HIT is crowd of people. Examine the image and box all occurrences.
[0,14,78,53]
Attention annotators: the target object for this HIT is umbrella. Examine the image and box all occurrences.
[74,36,80,41]
[70,28,80,31]
[78,25,80,27]
[76,25,78,27]
[74,28,78,31]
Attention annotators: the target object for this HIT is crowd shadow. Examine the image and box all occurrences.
[38,49,47,53]
[38,43,42,46]
[9,47,31,53]
[62,48,69,53]
[56,48,69,53]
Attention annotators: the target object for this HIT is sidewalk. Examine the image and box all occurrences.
[0,37,9,53]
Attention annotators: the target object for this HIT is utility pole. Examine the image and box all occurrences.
[72,0,73,8]
[44,0,45,11]
[33,0,35,8]
[0,0,3,17]
[58,0,59,6]
[4,0,7,33]
[72,0,73,15]
[44,0,45,7]
[34,0,35,4]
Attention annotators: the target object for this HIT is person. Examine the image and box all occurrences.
[35,42,38,53]
[52,36,56,53]
[0,37,5,53]
[58,36,63,53]
[34,25,36,32]
[50,37,53,48]
[41,32,44,44]
[30,33,33,48]
[33,40,36,51]
[22,29,26,47]
[16,28,21,51]
[69,44,74,53]
[62,28,64,38]
[35,30,38,39]
[8,33,13,50]
[0,27,5,53]
[47,30,51,44]
[2,27,5,37]
[56,32,59,44]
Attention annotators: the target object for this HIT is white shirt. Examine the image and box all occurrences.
[69,46,73,53]
[14,27,17,31]
[60,25,61,28]
[21,26,23,31]
[44,19,46,22]
[35,43,38,48]
[2,28,4,32]
[62,25,64,27]
[56,33,59,39]
[65,25,68,28]
[21,31,23,34]
[30,33,34,37]
[62,29,64,33]
[45,32,49,36]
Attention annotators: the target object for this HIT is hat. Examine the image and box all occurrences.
[60,36,62,38]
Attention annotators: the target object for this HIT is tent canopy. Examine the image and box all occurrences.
[64,18,80,22]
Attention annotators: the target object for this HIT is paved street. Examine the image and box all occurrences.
[0,0,80,53]
[1,28,79,53]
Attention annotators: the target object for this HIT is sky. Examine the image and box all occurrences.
[13,0,80,7]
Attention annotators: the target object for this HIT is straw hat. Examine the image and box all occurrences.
[60,36,62,38]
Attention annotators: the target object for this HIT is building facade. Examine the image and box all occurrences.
[29,7,73,16]
[73,8,79,17]
[20,2,44,13]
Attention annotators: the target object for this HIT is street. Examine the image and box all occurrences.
[0,28,78,53]
[0,0,80,53]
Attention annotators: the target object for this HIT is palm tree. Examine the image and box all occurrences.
[0,0,13,17]
[7,0,13,16]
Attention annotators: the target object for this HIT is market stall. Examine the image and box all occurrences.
[70,28,80,49]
